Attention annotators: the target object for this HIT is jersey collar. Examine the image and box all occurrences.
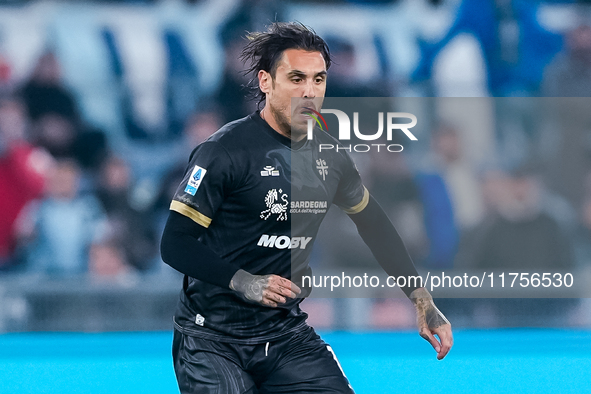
[252,111,307,151]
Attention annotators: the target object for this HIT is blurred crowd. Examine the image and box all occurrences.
[0,54,158,278]
[1,0,591,299]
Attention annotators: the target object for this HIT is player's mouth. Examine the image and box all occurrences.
[300,106,317,116]
[292,106,312,119]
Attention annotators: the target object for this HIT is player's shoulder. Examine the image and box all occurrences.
[204,113,260,150]
[186,113,260,163]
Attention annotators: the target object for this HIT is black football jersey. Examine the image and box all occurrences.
[171,111,368,344]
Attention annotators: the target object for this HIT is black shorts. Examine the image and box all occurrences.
[172,326,355,394]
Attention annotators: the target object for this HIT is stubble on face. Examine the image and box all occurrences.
[268,93,293,138]
[268,98,312,140]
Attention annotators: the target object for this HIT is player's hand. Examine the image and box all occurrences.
[409,287,453,360]
[229,269,301,307]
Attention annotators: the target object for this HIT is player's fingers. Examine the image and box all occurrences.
[419,326,441,354]
[262,297,278,308]
[437,344,451,360]
[263,288,286,305]
[270,276,301,297]
[263,276,283,291]
[258,287,280,307]
[434,325,453,360]
[265,281,294,300]
[276,276,301,296]
[436,340,450,360]
[289,281,302,295]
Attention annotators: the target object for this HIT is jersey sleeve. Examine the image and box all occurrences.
[333,152,369,215]
[170,141,234,228]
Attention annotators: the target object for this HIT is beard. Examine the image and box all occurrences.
[269,100,307,140]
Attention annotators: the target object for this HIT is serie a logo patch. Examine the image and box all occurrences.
[184,165,207,196]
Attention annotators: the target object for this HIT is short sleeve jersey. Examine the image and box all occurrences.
[171,111,368,344]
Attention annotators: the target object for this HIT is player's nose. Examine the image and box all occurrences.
[302,80,316,98]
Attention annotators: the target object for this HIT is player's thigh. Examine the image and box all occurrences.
[173,329,257,394]
[259,328,355,394]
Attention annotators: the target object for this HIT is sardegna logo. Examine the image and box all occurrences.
[304,107,417,153]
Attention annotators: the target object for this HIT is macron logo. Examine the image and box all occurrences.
[257,235,312,250]
[261,166,280,177]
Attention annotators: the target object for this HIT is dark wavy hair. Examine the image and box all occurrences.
[240,22,331,106]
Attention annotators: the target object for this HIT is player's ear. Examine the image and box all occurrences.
[258,70,271,94]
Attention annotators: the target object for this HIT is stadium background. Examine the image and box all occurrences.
[1,0,591,392]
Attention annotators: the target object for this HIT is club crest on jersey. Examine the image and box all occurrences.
[316,159,328,181]
[260,165,280,177]
[184,165,207,196]
[260,188,289,221]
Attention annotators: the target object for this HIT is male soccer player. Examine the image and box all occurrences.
[161,22,453,394]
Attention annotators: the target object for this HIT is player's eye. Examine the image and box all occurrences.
[292,77,303,83]
[315,77,325,83]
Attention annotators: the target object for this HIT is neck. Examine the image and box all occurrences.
[260,107,305,142]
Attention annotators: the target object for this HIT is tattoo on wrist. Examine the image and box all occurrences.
[424,301,448,329]
[410,288,450,330]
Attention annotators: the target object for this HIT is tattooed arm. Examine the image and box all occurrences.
[348,194,453,359]
[410,287,453,360]
[161,211,300,307]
